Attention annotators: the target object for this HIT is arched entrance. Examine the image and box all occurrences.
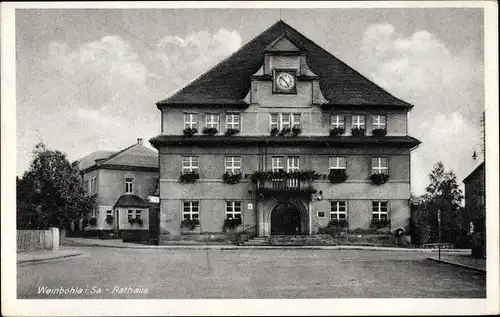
[271,201,302,235]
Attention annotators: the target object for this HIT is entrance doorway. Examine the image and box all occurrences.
[271,202,302,235]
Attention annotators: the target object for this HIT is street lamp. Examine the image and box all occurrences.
[472,150,477,160]
[438,208,441,260]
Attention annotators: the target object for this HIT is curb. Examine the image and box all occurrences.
[426,257,486,273]
[17,252,83,265]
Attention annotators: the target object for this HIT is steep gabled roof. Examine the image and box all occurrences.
[157,20,412,109]
[463,161,485,184]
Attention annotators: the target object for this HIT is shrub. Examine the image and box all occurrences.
[372,128,387,137]
[329,127,345,136]
[371,218,390,228]
[183,127,198,136]
[292,126,302,136]
[225,128,240,136]
[82,218,89,228]
[351,127,366,136]
[202,127,218,136]
[328,169,348,183]
[370,173,389,185]
[270,127,279,136]
[105,215,114,225]
[136,217,143,226]
[89,217,97,226]
[223,218,242,232]
[328,218,348,227]
[279,127,291,136]
[180,218,200,231]
[222,172,242,184]
[179,171,200,183]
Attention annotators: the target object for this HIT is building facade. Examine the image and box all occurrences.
[463,162,485,229]
[150,21,421,244]
[75,138,159,238]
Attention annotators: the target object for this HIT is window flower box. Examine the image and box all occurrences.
[351,127,366,137]
[89,217,97,226]
[327,219,348,228]
[279,127,291,136]
[225,128,240,136]
[328,169,348,183]
[179,171,200,183]
[180,218,200,231]
[223,218,242,232]
[183,127,198,136]
[329,127,345,136]
[292,126,302,137]
[370,173,389,185]
[202,127,218,136]
[128,217,136,224]
[136,217,143,226]
[222,172,242,184]
[372,128,387,137]
[270,127,279,136]
[105,215,114,225]
[370,219,390,228]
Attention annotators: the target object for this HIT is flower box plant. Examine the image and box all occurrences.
[329,127,345,136]
[105,215,114,225]
[270,127,279,136]
[202,127,218,136]
[328,218,348,228]
[292,126,302,137]
[225,128,240,136]
[370,218,390,228]
[128,217,136,224]
[89,217,97,226]
[370,173,389,185]
[179,171,200,183]
[351,127,366,137]
[136,217,143,226]
[180,218,200,231]
[279,127,291,136]
[372,128,387,137]
[223,218,242,232]
[222,172,242,184]
[328,169,348,183]
[183,127,198,136]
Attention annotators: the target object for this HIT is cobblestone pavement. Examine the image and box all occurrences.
[17,247,486,299]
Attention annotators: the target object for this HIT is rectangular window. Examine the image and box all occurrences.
[372,157,388,174]
[372,201,388,221]
[287,156,299,172]
[372,115,387,129]
[352,115,365,129]
[106,210,112,216]
[272,156,284,172]
[281,113,291,129]
[329,157,347,170]
[128,209,133,219]
[225,156,241,174]
[182,156,199,173]
[88,177,97,194]
[135,210,141,219]
[270,113,279,130]
[226,113,240,130]
[183,201,199,220]
[331,114,345,129]
[330,201,347,220]
[125,177,133,194]
[184,113,198,129]
[318,211,325,218]
[205,114,219,129]
[292,113,301,129]
[84,180,89,194]
[225,201,242,219]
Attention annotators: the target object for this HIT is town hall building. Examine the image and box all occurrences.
[150,20,421,244]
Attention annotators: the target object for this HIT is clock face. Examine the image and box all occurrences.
[276,72,295,91]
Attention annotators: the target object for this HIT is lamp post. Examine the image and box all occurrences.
[438,208,441,260]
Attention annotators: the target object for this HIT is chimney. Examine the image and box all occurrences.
[137,138,143,145]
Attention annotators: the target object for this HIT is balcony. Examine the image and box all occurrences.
[247,170,321,199]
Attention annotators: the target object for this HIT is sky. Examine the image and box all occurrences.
[15,8,485,196]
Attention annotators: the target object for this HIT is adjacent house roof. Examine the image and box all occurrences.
[77,141,159,174]
[157,20,412,109]
[463,161,485,184]
[114,194,151,208]
[75,150,116,171]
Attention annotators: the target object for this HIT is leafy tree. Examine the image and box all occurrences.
[17,143,97,229]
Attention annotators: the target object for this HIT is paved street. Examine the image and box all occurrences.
[17,247,485,299]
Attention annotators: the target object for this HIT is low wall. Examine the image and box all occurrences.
[17,228,59,252]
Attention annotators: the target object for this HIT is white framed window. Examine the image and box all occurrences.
[281,113,291,129]
[372,201,388,221]
[292,113,301,128]
[287,156,299,172]
[88,177,97,194]
[128,209,134,219]
[372,115,387,129]
[184,113,198,129]
[106,210,112,216]
[183,201,199,220]
[272,156,284,172]
[331,114,345,129]
[125,177,133,194]
[270,113,279,130]
[225,201,242,219]
[352,115,365,129]
[205,114,219,129]
[226,113,240,130]
[329,157,347,170]
[372,157,388,174]
[182,156,199,173]
[225,156,241,174]
[135,210,142,219]
[330,201,347,220]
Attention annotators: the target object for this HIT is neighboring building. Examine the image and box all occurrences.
[75,138,159,238]
[150,20,421,244]
[463,161,486,230]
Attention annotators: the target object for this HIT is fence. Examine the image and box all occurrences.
[17,228,60,252]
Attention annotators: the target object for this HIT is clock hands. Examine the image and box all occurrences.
[279,77,290,88]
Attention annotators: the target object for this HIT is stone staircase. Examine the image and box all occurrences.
[240,235,337,246]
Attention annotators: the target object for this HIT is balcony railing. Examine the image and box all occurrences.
[255,178,317,198]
